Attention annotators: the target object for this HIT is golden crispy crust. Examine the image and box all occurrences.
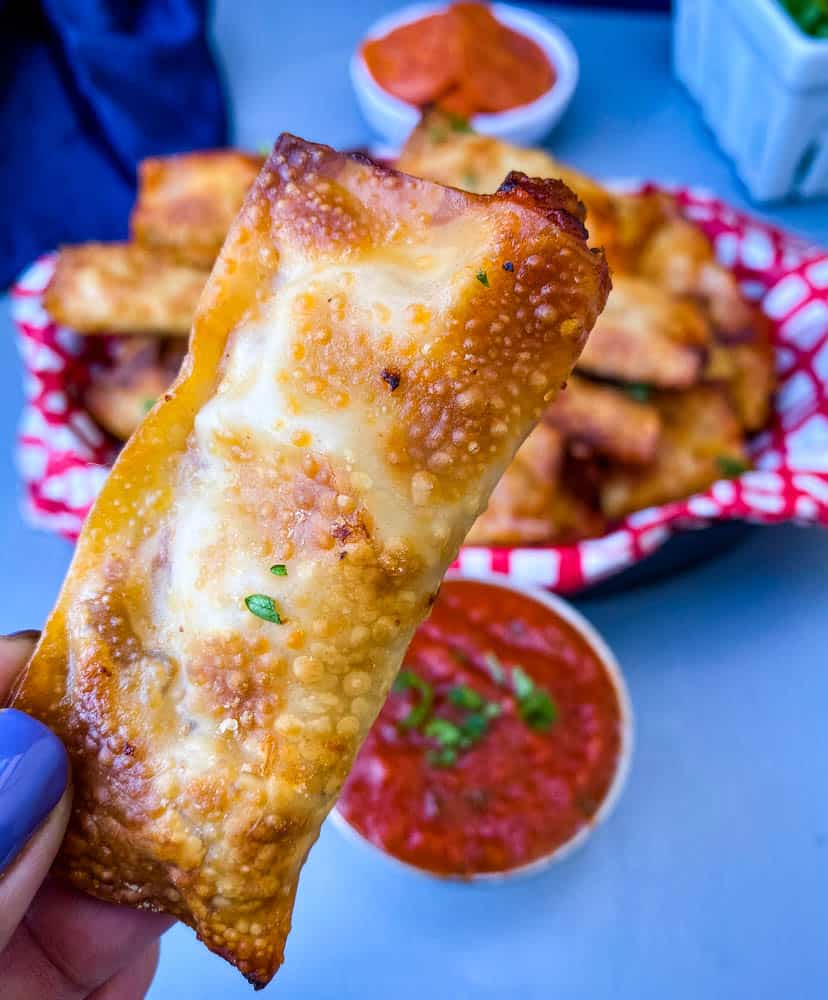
[11,136,609,986]
[131,150,264,268]
[704,311,776,432]
[396,110,620,252]
[465,423,564,545]
[545,374,661,464]
[83,339,186,441]
[465,422,607,546]
[578,274,710,388]
[637,217,755,339]
[44,243,207,335]
[601,386,748,518]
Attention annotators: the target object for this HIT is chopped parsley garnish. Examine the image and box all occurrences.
[716,455,748,478]
[448,684,484,710]
[518,688,558,731]
[270,564,288,576]
[426,710,497,754]
[394,667,502,767]
[458,712,489,745]
[428,126,447,145]
[142,397,156,413]
[502,261,514,272]
[393,655,556,768]
[462,169,479,189]
[510,665,557,730]
[624,383,651,403]
[393,669,434,730]
[447,112,473,133]
[424,717,463,747]
[476,270,489,287]
[244,594,282,623]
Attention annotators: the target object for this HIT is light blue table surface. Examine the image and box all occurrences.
[2,4,827,999]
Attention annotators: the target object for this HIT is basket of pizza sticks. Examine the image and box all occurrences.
[12,113,828,592]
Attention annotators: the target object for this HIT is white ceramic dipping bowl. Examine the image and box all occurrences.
[350,3,579,147]
[332,570,633,883]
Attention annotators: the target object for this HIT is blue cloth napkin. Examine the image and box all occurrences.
[1,0,227,288]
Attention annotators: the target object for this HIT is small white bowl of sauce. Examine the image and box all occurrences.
[333,571,633,881]
[351,2,579,147]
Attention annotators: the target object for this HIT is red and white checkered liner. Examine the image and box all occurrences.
[12,187,828,592]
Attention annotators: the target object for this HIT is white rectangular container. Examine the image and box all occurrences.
[674,0,828,202]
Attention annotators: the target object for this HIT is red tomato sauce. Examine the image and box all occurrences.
[361,2,556,119]
[339,579,624,876]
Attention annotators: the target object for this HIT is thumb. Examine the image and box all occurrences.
[0,633,72,952]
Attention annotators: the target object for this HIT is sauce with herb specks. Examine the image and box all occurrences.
[361,2,555,118]
[338,579,624,876]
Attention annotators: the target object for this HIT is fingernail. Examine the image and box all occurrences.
[1,630,40,642]
[0,709,68,873]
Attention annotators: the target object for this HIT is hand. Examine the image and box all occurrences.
[0,633,174,999]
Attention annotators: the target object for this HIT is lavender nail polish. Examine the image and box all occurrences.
[0,709,69,873]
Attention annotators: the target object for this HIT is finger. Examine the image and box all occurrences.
[22,878,173,995]
[0,707,71,951]
[0,632,40,702]
[88,941,161,1000]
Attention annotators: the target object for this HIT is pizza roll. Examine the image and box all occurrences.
[131,150,264,268]
[637,216,755,340]
[601,386,749,518]
[703,305,776,433]
[10,136,609,986]
[44,243,206,335]
[83,338,186,441]
[545,374,661,465]
[465,423,606,546]
[465,423,565,545]
[577,274,710,388]
[397,110,620,256]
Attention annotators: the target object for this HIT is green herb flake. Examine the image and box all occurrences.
[244,594,282,624]
[462,169,479,189]
[510,666,558,731]
[142,397,156,414]
[270,563,288,576]
[447,112,473,133]
[393,669,434,730]
[428,126,447,145]
[476,270,489,287]
[483,652,505,685]
[424,717,463,747]
[427,747,458,767]
[448,684,485,711]
[458,712,489,747]
[518,689,558,731]
[716,455,748,479]
[624,383,651,403]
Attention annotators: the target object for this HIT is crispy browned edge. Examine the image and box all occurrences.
[11,136,610,988]
[43,243,207,335]
[131,150,265,267]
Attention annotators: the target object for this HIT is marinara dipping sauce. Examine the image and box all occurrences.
[361,2,556,119]
[337,577,631,878]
